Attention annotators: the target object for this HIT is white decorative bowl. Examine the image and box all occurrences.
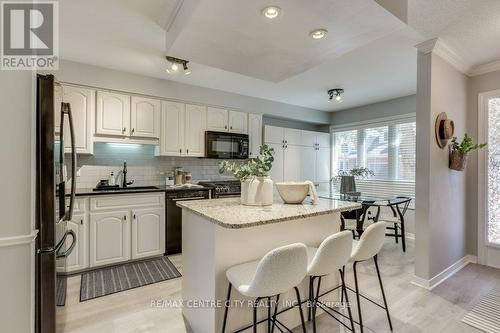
[275,182,310,204]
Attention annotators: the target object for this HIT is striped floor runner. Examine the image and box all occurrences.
[56,276,67,306]
[80,256,181,302]
[462,286,500,332]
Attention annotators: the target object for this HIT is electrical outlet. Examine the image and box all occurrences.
[76,169,81,177]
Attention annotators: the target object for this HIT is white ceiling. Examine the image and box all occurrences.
[57,0,500,115]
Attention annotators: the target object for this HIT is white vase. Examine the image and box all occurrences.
[240,176,273,206]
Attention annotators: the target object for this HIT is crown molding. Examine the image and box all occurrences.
[469,59,500,76]
[416,38,473,75]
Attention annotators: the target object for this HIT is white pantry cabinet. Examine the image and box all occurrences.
[130,96,160,138]
[207,107,228,132]
[248,113,263,157]
[268,143,284,183]
[158,102,206,157]
[66,214,88,272]
[131,207,165,259]
[207,107,248,134]
[89,210,131,267]
[96,91,130,137]
[54,84,94,154]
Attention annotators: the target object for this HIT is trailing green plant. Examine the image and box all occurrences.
[331,167,374,183]
[218,144,275,181]
[450,133,487,154]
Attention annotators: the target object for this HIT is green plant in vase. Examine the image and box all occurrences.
[449,134,486,171]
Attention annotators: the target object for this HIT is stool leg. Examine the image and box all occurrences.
[374,255,393,331]
[339,268,355,332]
[294,287,307,333]
[267,297,271,333]
[308,276,313,322]
[353,261,363,333]
[253,298,260,333]
[270,295,280,333]
[400,220,406,252]
[222,283,232,333]
[341,266,345,303]
[312,276,322,333]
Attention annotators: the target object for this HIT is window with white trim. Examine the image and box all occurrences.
[332,118,416,199]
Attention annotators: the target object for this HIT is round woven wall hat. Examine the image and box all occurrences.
[435,112,454,149]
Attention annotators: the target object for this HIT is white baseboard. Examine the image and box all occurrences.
[411,254,477,290]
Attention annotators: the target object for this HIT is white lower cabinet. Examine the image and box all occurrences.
[66,213,88,272]
[90,211,131,267]
[131,207,165,259]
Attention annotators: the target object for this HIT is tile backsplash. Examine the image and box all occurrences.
[72,143,231,189]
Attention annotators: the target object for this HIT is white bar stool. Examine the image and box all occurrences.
[222,243,308,333]
[348,222,392,333]
[306,231,355,333]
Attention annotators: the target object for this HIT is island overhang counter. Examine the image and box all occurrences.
[177,197,361,333]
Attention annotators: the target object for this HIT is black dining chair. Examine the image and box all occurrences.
[376,197,412,252]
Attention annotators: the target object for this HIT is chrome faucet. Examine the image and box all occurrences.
[121,160,134,188]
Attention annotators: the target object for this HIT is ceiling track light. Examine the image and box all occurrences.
[328,88,344,103]
[166,56,191,75]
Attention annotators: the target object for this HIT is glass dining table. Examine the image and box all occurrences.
[318,189,413,249]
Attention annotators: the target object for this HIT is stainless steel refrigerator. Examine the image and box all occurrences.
[35,74,77,333]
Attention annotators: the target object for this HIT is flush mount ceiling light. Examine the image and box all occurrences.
[310,28,328,40]
[328,88,344,103]
[166,56,191,75]
[262,6,281,19]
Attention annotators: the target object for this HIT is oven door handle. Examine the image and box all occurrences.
[171,196,207,201]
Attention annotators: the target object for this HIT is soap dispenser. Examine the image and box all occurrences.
[109,171,115,186]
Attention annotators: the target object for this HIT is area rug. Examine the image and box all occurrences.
[80,256,181,302]
[56,276,67,306]
[462,286,500,332]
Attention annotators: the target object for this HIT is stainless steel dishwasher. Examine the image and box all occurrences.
[165,189,210,255]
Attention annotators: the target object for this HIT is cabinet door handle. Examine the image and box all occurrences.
[133,214,136,219]
[123,215,127,221]
[186,149,189,154]
[122,127,126,133]
[80,219,83,225]
[224,125,227,129]
[230,126,233,130]
[179,148,182,153]
[131,128,135,135]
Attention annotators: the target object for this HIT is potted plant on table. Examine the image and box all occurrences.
[332,167,374,195]
[449,134,487,171]
[219,144,275,206]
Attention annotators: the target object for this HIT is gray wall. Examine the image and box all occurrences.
[51,60,331,125]
[263,116,329,132]
[330,94,416,125]
[0,71,35,333]
[415,53,469,280]
[466,69,500,254]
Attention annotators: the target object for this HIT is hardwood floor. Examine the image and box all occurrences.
[57,241,500,333]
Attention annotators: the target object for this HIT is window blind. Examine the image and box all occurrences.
[332,118,416,205]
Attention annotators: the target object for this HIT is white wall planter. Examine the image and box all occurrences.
[240,177,273,206]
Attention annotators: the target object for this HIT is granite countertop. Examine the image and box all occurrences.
[176,197,362,229]
[70,184,212,197]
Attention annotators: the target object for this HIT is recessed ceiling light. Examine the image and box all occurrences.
[262,6,281,19]
[310,29,328,40]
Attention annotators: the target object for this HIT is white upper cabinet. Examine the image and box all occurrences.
[302,130,317,147]
[184,104,207,157]
[130,96,160,138]
[284,128,302,145]
[264,125,285,144]
[317,132,331,148]
[207,107,228,132]
[228,110,248,134]
[248,114,263,157]
[96,91,130,137]
[160,101,185,156]
[55,85,94,155]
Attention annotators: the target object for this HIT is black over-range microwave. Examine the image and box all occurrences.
[205,131,249,159]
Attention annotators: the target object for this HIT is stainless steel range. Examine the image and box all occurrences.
[198,180,241,198]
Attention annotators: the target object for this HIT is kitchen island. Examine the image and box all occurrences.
[177,197,361,333]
